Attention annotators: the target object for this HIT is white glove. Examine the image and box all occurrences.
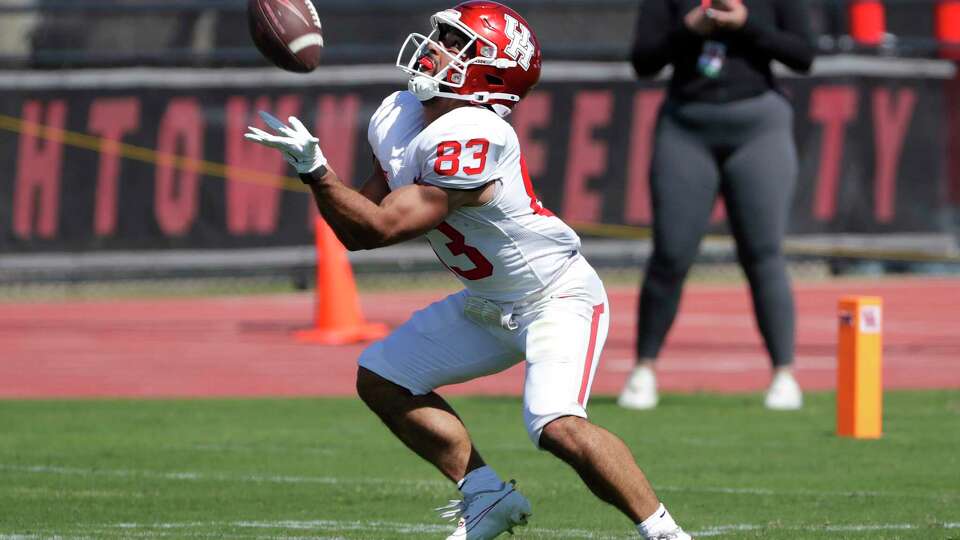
[244,111,327,175]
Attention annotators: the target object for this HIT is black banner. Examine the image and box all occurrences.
[1,72,957,254]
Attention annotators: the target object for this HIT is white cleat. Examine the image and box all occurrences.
[618,364,659,410]
[438,480,531,540]
[764,370,803,410]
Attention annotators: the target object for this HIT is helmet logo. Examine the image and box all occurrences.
[503,14,535,71]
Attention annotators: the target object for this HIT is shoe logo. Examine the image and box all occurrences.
[464,487,515,532]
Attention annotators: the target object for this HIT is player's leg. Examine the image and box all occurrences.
[356,368,485,482]
[527,283,658,520]
[620,108,721,410]
[357,290,521,481]
[541,416,660,522]
[720,92,800,409]
[357,290,531,538]
[521,259,691,539]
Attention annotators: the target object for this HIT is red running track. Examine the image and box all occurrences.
[1,278,958,399]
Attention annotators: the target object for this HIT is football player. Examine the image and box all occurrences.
[245,2,692,538]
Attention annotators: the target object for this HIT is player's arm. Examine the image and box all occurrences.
[303,152,391,250]
[243,111,488,249]
[320,154,393,249]
[316,118,505,249]
[357,152,391,205]
[302,165,481,250]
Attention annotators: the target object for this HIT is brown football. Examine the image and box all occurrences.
[248,0,324,73]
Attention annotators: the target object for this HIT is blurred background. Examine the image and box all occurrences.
[0,0,959,289]
[0,0,955,67]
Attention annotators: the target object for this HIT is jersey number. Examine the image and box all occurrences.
[434,139,490,177]
[436,222,494,281]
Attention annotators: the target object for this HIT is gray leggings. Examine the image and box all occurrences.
[638,91,797,367]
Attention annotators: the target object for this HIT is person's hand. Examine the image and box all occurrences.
[683,5,714,36]
[706,0,748,31]
[244,111,327,174]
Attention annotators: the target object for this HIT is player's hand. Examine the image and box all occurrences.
[683,5,715,36]
[244,111,327,174]
[706,0,748,31]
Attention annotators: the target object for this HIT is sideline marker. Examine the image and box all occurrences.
[836,296,883,439]
[295,216,390,345]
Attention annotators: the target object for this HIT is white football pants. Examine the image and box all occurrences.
[358,255,610,446]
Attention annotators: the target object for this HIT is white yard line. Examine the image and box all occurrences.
[0,464,445,489]
[6,520,960,540]
[693,521,960,537]
[119,521,631,539]
[0,533,327,540]
[659,484,959,501]
[4,464,957,502]
[0,536,95,540]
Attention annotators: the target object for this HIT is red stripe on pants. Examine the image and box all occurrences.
[578,303,605,406]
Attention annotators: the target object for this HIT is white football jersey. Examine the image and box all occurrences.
[367,91,425,182]
[368,92,581,302]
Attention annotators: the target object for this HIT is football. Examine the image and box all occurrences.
[248,0,324,73]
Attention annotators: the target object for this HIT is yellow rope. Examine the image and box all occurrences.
[2,112,958,263]
[0,113,309,193]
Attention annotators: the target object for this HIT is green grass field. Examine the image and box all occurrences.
[1,391,958,539]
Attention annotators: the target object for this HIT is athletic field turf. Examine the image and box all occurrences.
[2,391,958,539]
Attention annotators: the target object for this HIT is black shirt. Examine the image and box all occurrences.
[632,0,816,103]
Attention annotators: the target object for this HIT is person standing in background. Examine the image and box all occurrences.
[618,0,815,410]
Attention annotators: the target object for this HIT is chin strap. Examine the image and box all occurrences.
[408,75,519,116]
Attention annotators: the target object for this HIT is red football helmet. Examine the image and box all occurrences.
[396,1,542,117]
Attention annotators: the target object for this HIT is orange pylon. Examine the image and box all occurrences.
[836,296,883,439]
[296,216,390,345]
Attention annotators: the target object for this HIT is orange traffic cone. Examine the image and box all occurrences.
[295,216,390,345]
